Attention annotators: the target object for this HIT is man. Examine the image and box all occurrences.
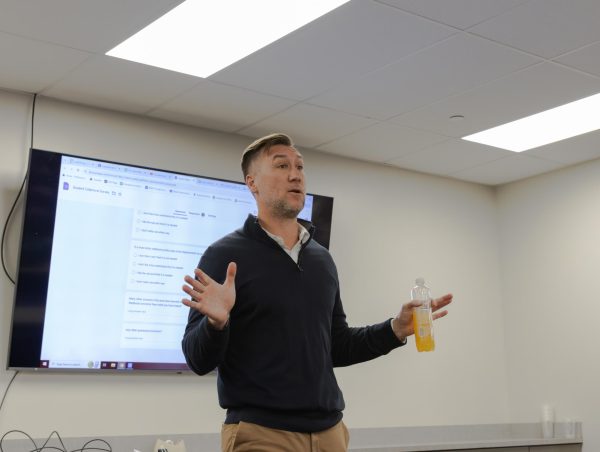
[181,133,452,452]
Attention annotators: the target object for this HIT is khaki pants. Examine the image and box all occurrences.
[221,420,349,452]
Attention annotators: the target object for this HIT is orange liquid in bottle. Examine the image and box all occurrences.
[413,307,435,352]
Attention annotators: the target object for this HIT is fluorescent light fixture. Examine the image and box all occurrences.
[462,92,600,152]
[107,0,350,78]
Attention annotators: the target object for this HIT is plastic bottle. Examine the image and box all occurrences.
[411,277,435,352]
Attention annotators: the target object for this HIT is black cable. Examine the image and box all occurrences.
[0,430,111,452]
[0,429,36,452]
[37,430,68,452]
[0,175,27,284]
[31,93,37,149]
[0,429,41,452]
[75,438,112,452]
[1,93,36,284]
[0,371,18,414]
[0,429,65,452]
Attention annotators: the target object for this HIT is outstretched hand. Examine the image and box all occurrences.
[182,262,237,330]
[391,293,453,340]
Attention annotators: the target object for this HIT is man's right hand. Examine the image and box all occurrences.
[182,262,237,330]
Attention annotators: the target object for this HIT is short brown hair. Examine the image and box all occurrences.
[241,133,294,178]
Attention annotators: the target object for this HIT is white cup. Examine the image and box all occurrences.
[541,404,554,438]
[564,418,576,439]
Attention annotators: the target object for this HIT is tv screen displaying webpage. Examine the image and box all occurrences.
[8,149,333,372]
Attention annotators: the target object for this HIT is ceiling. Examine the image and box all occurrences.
[2,0,600,185]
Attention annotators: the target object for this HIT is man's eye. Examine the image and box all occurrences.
[278,164,289,169]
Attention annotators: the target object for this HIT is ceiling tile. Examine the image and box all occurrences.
[148,81,296,133]
[386,138,512,176]
[449,154,563,185]
[239,104,376,148]
[317,122,447,162]
[525,129,600,166]
[555,41,600,77]
[210,1,456,100]
[376,0,527,30]
[469,0,600,59]
[310,33,539,120]
[42,55,200,114]
[392,62,600,137]
[0,31,91,93]
[0,0,183,52]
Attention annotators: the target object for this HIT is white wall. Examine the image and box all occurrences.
[497,160,600,452]
[0,90,510,438]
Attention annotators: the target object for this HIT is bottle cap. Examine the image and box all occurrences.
[415,277,425,285]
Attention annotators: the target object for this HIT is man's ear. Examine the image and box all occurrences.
[245,174,257,194]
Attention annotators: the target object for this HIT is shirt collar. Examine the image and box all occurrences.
[262,222,310,250]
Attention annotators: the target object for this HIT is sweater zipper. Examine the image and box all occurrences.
[297,241,311,272]
[256,220,311,272]
[262,233,305,271]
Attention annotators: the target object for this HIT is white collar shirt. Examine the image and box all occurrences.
[262,223,310,264]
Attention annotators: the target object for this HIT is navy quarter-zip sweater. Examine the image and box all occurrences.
[182,215,404,433]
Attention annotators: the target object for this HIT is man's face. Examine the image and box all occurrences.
[246,144,306,219]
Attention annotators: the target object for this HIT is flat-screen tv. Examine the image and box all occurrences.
[8,148,334,372]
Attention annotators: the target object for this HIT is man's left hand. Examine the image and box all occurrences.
[391,293,453,341]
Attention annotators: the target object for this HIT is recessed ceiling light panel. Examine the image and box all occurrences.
[462,92,600,152]
[107,0,350,78]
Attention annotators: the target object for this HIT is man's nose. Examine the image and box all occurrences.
[289,167,302,180]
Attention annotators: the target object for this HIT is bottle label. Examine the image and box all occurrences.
[419,324,432,337]
[414,307,433,338]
